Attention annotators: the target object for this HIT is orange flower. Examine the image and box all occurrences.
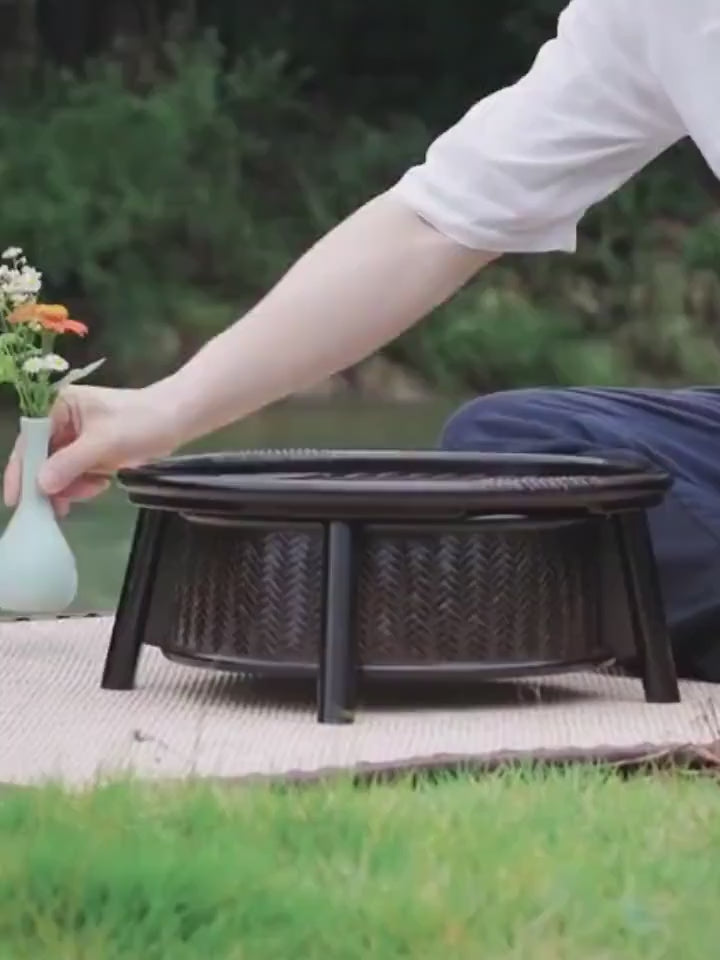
[8,303,88,337]
[7,303,37,324]
[51,317,89,337]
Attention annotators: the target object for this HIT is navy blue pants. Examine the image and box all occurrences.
[440,387,720,682]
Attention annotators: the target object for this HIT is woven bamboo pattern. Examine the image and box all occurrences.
[144,513,611,671]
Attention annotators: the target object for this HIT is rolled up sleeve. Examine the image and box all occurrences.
[392,0,683,253]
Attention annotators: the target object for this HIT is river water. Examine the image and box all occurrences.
[0,398,460,610]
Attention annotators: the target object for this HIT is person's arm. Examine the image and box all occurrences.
[5,0,688,508]
[155,193,495,445]
[157,0,683,448]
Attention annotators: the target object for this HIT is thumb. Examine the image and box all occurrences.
[39,435,108,496]
[3,438,21,507]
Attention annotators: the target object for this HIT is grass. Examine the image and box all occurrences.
[0,768,718,959]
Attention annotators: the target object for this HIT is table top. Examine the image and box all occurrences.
[118,449,671,521]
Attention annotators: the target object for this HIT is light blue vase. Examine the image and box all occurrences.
[0,417,78,614]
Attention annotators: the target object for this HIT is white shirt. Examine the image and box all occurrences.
[392,0,720,253]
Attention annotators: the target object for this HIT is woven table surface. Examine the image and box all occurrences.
[119,449,670,516]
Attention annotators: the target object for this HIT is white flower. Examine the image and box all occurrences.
[0,264,42,303]
[22,354,69,376]
[22,356,44,375]
[42,353,69,373]
[1,247,23,260]
[17,265,41,294]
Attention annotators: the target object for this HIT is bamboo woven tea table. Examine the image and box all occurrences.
[103,450,680,724]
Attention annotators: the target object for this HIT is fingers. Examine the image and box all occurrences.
[60,476,111,501]
[3,437,21,507]
[53,497,70,518]
[4,394,76,507]
[39,435,110,497]
[6,452,110,512]
[50,476,110,517]
[5,391,114,512]
[7,453,110,513]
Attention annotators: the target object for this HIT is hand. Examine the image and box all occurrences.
[3,384,179,516]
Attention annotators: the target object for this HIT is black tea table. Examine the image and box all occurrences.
[103,450,680,723]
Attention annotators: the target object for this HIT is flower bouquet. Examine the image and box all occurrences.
[0,246,104,613]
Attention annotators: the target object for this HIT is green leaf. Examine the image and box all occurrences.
[0,352,17,385]
[0,331,20,350]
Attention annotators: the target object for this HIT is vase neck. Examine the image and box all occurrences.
[19,417,52,506]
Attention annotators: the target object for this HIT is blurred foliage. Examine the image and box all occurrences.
[0,0,718,389]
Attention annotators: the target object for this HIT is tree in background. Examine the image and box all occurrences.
[0,0,718,391]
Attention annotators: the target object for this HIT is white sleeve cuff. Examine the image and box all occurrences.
[391,166,579,255]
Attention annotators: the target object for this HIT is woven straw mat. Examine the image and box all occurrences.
[0,616,718,786]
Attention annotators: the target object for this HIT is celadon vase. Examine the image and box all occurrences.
[0,417,77,614]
